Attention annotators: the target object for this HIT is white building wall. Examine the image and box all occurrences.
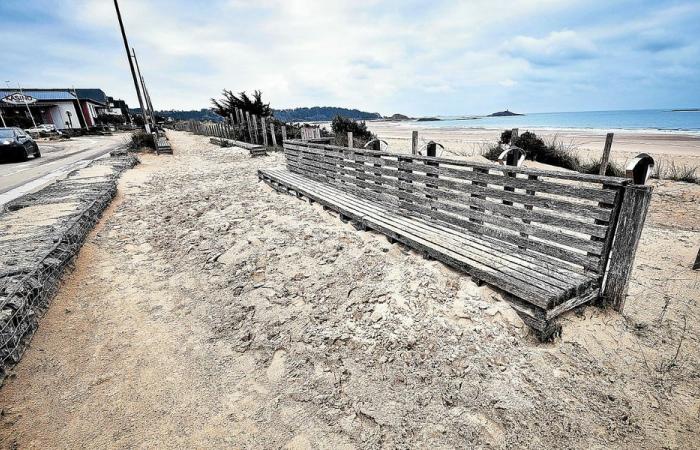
[50,101,81,130]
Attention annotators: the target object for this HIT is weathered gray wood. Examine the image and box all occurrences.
[284,147,615,246]
[281,126,287,142]
[283,159,603,273]
[285,142,621,202]
[270,123,277,147]
[258,167,601,332]
[599,133,614,176]
[261,116,269,147]
[411,131,418,156]
[285,140,628,185]
[347,132,353,148]
[294,174,592,300]
[510,128,519,145]
[252,114,260,144]
[261,140,651,336]
[285,144,617,220]
[602,185,653,311]
[245,112,253,143]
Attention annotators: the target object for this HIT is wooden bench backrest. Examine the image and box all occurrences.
[283,140,629,277]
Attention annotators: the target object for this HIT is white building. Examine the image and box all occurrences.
[0,88,108,130]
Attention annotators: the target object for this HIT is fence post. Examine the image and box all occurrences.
[245,112,253,143]
[281,125,287,142]
[599,133,615,175]
[270,123,277,147]
[260,116,268,146]
[602,184,653,312]
[411,130,418,155]
[510,128,519,145]
[252,114,259,144]
[347,132,353,148]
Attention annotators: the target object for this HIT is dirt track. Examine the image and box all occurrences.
[0,131,698,448]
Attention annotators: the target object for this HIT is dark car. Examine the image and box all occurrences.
[0,127,41,161]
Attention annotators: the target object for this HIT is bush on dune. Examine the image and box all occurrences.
[330,115,376,147]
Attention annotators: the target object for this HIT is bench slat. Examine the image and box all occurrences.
[286,147,615,222]
[284,140,629,186]
[295,174,591,298]
[287,143,619,203]
[261,168,599,309]
[286,157,603,270]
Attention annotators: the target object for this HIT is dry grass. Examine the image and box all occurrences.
[653,160,700,184]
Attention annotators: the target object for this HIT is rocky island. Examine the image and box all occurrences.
[488,110,523,117]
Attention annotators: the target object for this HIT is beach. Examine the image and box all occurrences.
[366,121,700,170]
[1,131,698,448]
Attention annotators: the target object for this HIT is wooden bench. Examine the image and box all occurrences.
[210,137,267,157]
[156,136,172,154]
[259,140,652,338]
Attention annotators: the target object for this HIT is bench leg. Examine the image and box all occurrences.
[513,310,562,341]
[351,221,366,231]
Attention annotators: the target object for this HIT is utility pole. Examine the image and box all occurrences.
[132,48,157,130]
[17,84,37,128]
[113,0,149,132]
[72,86,89,130]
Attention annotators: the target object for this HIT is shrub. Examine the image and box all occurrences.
[331,115,376,146]
[500,129,512,145]
[130,130,155,150]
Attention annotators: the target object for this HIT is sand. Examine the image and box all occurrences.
[366,121,700,171]
[0,131,698,448]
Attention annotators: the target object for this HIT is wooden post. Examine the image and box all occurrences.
[261,116,269,147]
[281,125,287,142]
[411,131,418,155]
[599,132,614,176]
[252,114,259,144]
[426,142,438,209]
[347,131,353,148]
[270,123,277,147]
[245,112,254,143]
[602,185,653,312]
[510,128,519,145]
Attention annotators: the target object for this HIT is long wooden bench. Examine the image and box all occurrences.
[210,137,267,156]
[259,140,652,338]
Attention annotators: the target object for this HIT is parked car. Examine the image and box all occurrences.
[0,127,41,161]
[26,124,62,137]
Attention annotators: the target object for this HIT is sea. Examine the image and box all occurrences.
[403,109,700,133]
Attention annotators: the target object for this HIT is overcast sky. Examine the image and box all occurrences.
[1,0,699,115]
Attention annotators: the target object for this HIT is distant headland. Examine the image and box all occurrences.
[488,110,523,117]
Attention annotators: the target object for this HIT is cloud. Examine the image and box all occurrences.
[0,0,698,114]
[506,30,597,66]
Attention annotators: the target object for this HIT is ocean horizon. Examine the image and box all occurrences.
[398,109,700,133]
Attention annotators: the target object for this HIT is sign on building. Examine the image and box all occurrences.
[1,93,37,105]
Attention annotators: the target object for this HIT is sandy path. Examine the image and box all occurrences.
[0,131,698,448]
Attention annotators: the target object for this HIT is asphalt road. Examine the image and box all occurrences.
[0,133,128,207]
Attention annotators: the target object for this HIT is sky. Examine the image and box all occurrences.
[1,0,699,116]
